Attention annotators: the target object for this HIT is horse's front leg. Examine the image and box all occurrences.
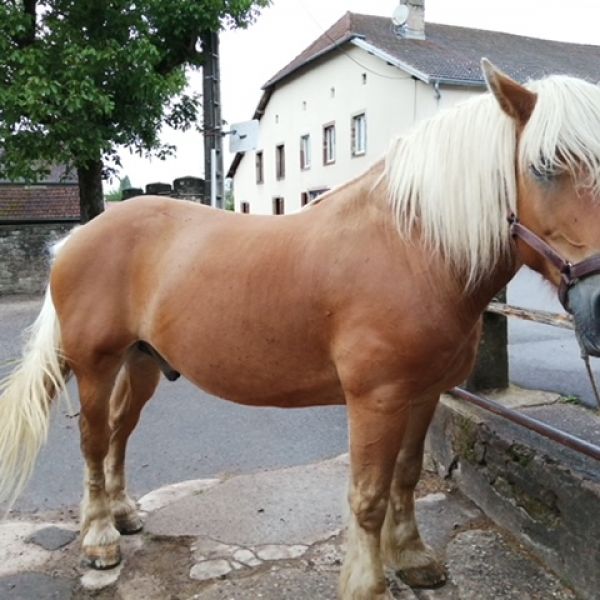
[340,388,409,600]
[381,395,447,588]
[104,351,161,534]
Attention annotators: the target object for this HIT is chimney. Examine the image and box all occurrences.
[394,0,425,40]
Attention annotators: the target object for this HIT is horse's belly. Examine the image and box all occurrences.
[152,326,345,408]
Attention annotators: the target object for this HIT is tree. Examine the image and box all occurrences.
[119,175,132,193]
[104,174,133,202]
[0,0,270,222]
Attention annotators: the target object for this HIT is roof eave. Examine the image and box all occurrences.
[350,38,431,83]
[263,32,361,90]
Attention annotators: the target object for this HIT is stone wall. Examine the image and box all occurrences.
[426,391,600,600]
[0,223,75,296]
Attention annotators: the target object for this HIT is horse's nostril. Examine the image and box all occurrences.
[593,291,600,322]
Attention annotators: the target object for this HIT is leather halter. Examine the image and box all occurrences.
[508,214,600,311]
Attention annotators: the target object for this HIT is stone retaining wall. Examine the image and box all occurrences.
[0,223,75,295]
[426,391,600,600]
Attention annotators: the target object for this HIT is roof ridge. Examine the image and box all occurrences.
[262,11,356,89]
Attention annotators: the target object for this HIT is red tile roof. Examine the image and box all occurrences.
[0,184,80,222]
[264,12,600,89]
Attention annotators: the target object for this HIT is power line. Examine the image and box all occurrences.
[294,0,410,80]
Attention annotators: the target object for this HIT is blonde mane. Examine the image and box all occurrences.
[385,74,600,286]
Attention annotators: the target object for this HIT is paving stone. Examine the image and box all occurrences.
[26,525,77,551]
[232,548,262,567]
[190,559,232,581]
[0,572,75,600]
[80,564,123,590]
[255,544,308,561]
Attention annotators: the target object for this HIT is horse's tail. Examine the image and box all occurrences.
[0,285,71,511]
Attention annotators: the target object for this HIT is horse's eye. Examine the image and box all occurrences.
[529,162,555,181]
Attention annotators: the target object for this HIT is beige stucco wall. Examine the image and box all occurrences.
[232,45,480,215]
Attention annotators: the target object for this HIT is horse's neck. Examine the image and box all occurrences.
[315,161,517,323]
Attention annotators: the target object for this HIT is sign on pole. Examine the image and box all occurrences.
[229,120,259,153]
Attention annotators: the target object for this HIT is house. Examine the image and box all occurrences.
[228,4,600,215]
[0,165,79,224]
[0,165,79,295]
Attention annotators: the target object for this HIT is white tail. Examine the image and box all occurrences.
[0,287,70,512]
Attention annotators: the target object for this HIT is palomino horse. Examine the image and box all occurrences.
[2,60,600,599]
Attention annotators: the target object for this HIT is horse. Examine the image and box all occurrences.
[2,59,600,600]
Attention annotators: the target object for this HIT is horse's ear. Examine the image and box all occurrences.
[481,58,537,125]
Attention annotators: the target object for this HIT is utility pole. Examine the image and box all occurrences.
[201,30,224,208]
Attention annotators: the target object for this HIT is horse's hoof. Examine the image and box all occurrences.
[114,513,144,535]
[396,562,447,589]
[81,543,121,570]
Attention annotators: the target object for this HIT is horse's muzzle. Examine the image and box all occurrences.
[567,274,600,357]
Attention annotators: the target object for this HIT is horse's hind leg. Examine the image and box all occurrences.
[77,358,124,569]
[105,350,161,534]
[381,396,447,588]
[339,393,408,600]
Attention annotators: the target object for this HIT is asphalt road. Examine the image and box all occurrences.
[507,267,600,408]
[1,266,598,512]
[0,297,349,512]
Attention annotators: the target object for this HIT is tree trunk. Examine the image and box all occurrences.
[77,159,105,223]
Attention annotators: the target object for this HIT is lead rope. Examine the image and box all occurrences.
[582,354,600,410]
[574,327,600,409]
[568,297,600,410]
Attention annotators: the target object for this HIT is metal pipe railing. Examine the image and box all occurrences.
[450,386,600,462]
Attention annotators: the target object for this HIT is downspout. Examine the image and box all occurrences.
[432,79,441,101]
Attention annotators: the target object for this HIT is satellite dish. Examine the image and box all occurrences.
[392,4,410,27]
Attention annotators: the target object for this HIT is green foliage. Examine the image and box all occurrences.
[560,394,581,405]
[104,174,134,202]
[119,176,132,192]
[224,189,235,211]
[104,186,122,202]
[0,0,271,183]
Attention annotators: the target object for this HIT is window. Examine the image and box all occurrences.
[240,202,250,214]
[273,197,285,215]
[362,72,367,85]
[301,192,309,207]
[275,144,285,180]
[255,151,263,184]
[300,134,311,170]
[351,113,367,156]
[308,188,329,201]
[323,124,336,165]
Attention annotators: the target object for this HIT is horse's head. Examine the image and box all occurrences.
[483,59,600,355]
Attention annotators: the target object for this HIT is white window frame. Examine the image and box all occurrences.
[323,123,336,165]
[300,134,311,170]
[351,113,366,156]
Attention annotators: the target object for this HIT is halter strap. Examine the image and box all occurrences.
[508,214,600,408]
[508,214,600,310]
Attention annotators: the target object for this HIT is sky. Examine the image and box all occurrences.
[113,0,600,191]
